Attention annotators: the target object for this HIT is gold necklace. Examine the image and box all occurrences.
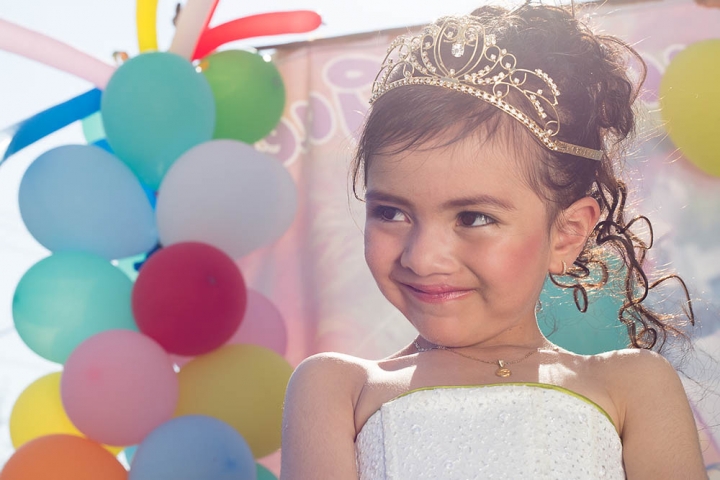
[412,339,557,378]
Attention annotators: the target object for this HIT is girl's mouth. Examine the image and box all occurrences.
[402,283,474,303]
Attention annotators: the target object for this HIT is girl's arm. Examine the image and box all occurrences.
[612,349,707,479]
[280,353,365,480]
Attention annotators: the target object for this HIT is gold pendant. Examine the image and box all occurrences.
[495,360,511,378]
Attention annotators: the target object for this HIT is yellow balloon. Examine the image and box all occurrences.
[175,344,293,458]
[9,372,122,455]
[660,39,720,178]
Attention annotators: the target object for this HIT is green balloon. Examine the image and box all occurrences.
[202,50,286,144]
[257,464,278,480]
[538,277,627,355]
[12,251,137,364]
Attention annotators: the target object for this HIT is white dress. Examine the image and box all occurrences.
[355,383,625,479]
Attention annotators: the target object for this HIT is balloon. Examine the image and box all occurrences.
[201,50,285,143]
[12,251,137,363]
[171,289,287,368]
[129,415,256,480]
[660,39,720,177]
[193,11,322,60]
[0,19,114,89]
[169,0,219,59]
[81,111,106,144]
[61,330,178,446]
[113,252,149,281]
[132,242,247,356]
[19,144,158,260]
[1,88,101,164]
[537,278,627,355]
[175,345,293,458]
[0,434,126,480]
[9,372,121,454]
[156,140,297,258]
[101,52,215,189]
[123,445,138,464]
[136,0,159,52]
[229,289,288,356]
[257,464,278,480]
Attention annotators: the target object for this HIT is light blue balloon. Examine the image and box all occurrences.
[129,415,256,480]
[102,52,215,190]
[12,251,137,363]
[18,144,158,260]
[123,445,138,463]
[538,277,627,354]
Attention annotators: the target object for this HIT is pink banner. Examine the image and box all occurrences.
[248,2,720,473]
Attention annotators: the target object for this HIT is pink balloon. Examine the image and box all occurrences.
[0,19,115,89]
[228,289,287,355]
[61,330,178,446]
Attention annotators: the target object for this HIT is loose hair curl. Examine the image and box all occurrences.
[352,4,694,351]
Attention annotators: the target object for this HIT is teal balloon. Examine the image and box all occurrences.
[102,52,215,190]
[201,50,285,144]
[538,278,627,354]
[257,464,277,480]
[12,251,137,363]
[18,145,158,260]
[81,111,106,144]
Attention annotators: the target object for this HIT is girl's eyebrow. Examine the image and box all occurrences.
[365,190,515,211]
[443,195,516,211]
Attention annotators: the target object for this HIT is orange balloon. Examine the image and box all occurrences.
[0,434,127,480]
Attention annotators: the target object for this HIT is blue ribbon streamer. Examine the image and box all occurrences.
[0,88,102,164]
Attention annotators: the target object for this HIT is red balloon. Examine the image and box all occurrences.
[193,11,322,60]
[132,242,247,355]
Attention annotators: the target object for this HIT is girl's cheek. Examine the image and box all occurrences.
[484,231,549,279]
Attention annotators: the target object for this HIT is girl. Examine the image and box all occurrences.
[281,4,707,479]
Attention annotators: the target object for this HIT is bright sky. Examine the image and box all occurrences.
[0,0,587,465]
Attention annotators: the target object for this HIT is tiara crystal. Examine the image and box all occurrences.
[370,15,603,161]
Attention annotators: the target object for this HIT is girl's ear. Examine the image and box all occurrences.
[549,196,601,274]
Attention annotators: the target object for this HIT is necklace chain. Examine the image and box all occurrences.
[412,339,557,378]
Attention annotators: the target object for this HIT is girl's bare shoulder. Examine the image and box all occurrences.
[288,351,372,401]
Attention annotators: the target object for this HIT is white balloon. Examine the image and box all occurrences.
[156,140,297,258]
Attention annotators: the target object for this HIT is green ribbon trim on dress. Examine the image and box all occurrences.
[391,382,618,432]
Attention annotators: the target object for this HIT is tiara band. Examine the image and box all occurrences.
[370,15,603,162]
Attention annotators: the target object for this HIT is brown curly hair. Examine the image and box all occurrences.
[351,4,694,351]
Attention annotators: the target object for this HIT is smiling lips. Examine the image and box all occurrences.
[402,283,474,303]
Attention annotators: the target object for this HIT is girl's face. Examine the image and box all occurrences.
[364,135,554,348]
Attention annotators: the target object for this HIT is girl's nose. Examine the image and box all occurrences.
[399,225,457,277]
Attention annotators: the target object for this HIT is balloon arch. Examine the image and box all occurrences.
[0,1,320,478]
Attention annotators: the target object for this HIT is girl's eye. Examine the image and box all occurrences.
[458,212,494,227]
[372,206,407,222]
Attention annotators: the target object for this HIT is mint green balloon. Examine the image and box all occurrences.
[12,251,137,364]
[201,50,285,144]
[102,52,215,190]
[257,464,277,480]
[114,252,148,282]
[538,277,627,354]
[81,111,106,144]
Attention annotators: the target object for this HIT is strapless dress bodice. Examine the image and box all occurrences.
[355,383,624,479]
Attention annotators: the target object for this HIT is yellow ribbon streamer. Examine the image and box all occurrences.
[136,0,159,52]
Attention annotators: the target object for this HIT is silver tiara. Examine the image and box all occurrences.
[370,15,603,161]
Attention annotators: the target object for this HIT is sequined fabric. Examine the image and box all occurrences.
[355,383,624,479]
